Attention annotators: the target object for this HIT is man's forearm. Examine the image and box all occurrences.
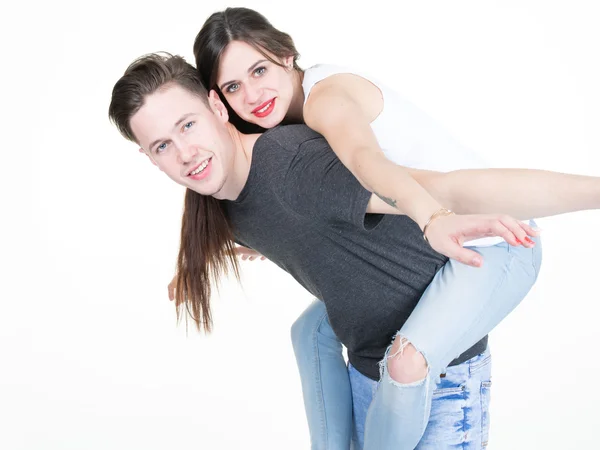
[412,168,600,219]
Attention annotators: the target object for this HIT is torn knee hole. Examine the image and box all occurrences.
[386,338,428,384]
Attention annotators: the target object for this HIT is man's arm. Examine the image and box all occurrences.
[368,168,600,219]
[275,133,377,229]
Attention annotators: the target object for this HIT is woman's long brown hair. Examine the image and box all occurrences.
[175,189,240,332]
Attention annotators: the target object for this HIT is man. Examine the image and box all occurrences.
[108,53,596,449]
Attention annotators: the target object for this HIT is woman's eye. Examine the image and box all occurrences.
[254,67,266,76]
[226,83,240,93]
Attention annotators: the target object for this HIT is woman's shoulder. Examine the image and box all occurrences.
[304,63,357,82]
[302,63,371,101]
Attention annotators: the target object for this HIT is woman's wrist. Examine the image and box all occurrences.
[422,208,455,242]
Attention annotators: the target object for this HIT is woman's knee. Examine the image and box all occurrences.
[386,337,428,384]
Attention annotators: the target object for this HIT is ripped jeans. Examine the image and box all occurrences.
[291,233,541,449]
[350,348,492,449]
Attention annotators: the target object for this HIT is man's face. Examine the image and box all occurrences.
[130,84,235,198]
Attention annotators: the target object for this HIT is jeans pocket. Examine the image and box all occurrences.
[432,386,465,398]
[480,380,492,448]
[470,353,492,374]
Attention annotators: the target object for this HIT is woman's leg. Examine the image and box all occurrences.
[363,233,542,449]
[291,299,353,450]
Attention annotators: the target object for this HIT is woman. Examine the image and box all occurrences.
[190,7,592,450]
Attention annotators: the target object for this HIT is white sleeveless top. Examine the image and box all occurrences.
[302,63,504,247]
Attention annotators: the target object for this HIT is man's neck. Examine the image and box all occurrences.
[219,124,261,201]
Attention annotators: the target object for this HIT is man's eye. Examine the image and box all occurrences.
[157,143,167,153]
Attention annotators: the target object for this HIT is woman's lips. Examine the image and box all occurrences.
[252,98,276,118]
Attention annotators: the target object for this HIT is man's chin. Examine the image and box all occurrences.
[189,187,217,197]
[190,181,227,199]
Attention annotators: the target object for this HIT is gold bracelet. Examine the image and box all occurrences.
[422,208,454,243]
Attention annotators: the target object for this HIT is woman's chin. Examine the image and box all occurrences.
[247,108,286,129]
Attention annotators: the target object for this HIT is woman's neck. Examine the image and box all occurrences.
[284,69,305,124]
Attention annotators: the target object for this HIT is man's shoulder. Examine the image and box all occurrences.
[258,124,324,150]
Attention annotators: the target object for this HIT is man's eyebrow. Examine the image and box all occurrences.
[219,59,268,91]
[148,113,196,150]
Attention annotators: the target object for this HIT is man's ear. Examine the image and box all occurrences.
[208,90,229,121]
[283,55,294,69]
[139,147,157,167]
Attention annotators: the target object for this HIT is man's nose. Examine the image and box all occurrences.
[177,141,198,164]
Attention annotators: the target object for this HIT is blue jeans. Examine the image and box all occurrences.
[290,234,541,449]
[349,348,492,449]
[290,297,354,449]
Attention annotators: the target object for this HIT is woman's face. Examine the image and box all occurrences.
[216,40,296,129]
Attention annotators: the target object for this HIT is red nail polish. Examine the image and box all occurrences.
[515,239,523,245]
[524,237,535,245]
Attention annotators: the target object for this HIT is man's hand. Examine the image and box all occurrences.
[167,246,266,301]
[425,213,540,267]
[167,274,177,301]
[235,245,266,261]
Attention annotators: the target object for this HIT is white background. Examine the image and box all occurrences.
[3,1,600,449]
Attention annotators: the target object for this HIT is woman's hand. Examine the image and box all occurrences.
[424,213,541,267]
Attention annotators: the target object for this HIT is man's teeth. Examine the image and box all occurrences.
[257,101,272,113]
[190,159,210,176]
